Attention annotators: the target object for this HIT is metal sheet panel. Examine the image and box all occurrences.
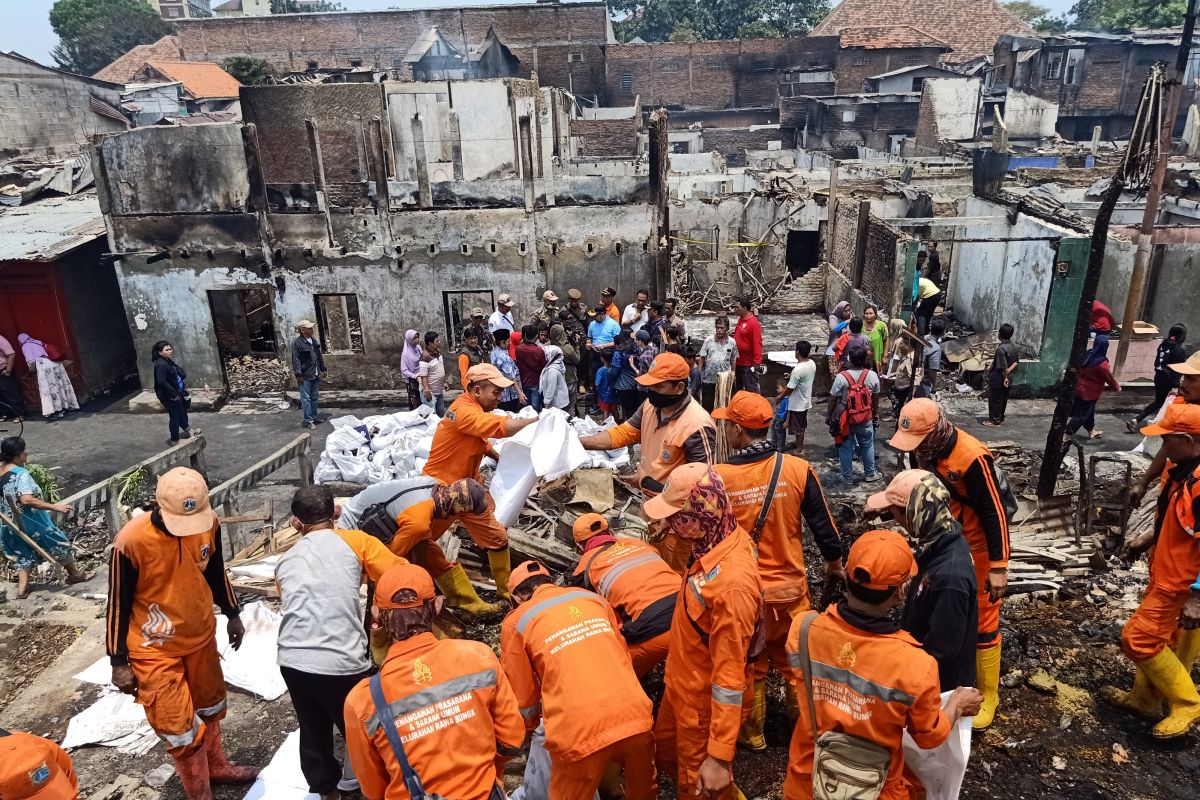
[0,195,105,263]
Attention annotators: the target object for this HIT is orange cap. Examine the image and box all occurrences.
[155,467,216,537]
[508,560,552,596]
[1140,402,1200,437]
[865,469,932,513]
[0,733,77,800]
[572,512,610,544]
[634,352,691,386]
[888,398,941,451]
[465,362,514,388]
[712,390,774,428]
[375,563,436,609]
[846,529,917,591]
[643,462,719,520]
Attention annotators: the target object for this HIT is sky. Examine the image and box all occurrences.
[4,0,1079,69]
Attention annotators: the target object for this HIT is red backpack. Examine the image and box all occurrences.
[843,370,874,427]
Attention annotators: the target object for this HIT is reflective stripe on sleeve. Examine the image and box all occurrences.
[808,661,915,706]
[195,699,227,719]
[365,669,499,735]
[514,589,599,636]
[597,553,661,598]
[711,683,743,706]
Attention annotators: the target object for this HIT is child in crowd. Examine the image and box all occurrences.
[595,352,616,418]
[685,345,702,400]
[777,340,816,453]
[834,317,870,372]
[884,338,914,418]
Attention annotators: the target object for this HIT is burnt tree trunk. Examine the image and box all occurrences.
[1036,174,1126,498]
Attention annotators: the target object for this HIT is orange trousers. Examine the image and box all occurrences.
[750,597,809,684]
[971,546,1002,648]
[130,638,226,756]
[629,631,671,678]
[655,692,735,800]
[655,532,691,575]
[549,730,657,800]
[1121,582,1193,663]
[428,491,508,551]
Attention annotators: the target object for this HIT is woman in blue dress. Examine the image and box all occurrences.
[0,436,87,598]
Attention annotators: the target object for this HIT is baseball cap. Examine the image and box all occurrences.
[0,733,76,800]
[888,398,941,452]
[470,307,484,318]
[865,469,931,513]
[296,319,316,330]
[643,462,720,520]
[1140,402,1200,437]
[572,512,610,544]
[568,288,582,300]
[497,293,513,306]
[846,529,917,591]
[634,352,691,386]
[465,363,514,388]
[1169,351,1200,376]
[375,563,436,609]
[156,467,216,537]
[508,560,552,596]
[592,304,606,315]
[601,287,616,297]
[542,290,559,302]
[712,390,774,428]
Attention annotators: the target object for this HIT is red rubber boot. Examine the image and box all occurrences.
[204,721,260,784]
[174,746,215,800]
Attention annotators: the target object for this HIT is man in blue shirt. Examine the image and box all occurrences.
[587,305,621,403]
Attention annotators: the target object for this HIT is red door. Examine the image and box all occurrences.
[0,262,74,385]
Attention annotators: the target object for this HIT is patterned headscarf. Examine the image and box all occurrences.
[915,403,955,460]
[905,472,962,558]
[431,479,486,519]
[668,468,738,558]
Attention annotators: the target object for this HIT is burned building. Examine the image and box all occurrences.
[92,77,667,395]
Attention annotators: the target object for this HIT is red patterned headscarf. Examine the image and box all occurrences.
[668,467,738,558]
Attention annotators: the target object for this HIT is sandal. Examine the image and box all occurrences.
[67,572,92,585]
[1090,430,1103,440]
[1125,419,1139,434]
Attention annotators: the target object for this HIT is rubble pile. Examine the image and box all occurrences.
[224,356,291,396]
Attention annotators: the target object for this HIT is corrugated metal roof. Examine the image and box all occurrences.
[0,194,105,263]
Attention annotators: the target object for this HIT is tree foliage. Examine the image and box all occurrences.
[271,0,346,12]
[612,0,830,43]
[222,56,276,85]
[1005,0,1069,31]
[1069,0,1188,31]
[49,0,172,76]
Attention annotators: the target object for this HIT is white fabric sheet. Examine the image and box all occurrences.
[242,730,318,800]
[214,602,288,701]
[901,691,972,800]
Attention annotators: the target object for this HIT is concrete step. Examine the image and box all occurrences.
[127,388,226,414]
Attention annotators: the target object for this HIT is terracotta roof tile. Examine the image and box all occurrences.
[839,25,951,50]
[813,0,1034,62]
[93,36,182,83]
[145,60,241,100]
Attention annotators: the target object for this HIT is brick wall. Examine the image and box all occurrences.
[834,47,942,94]
[702,127,783,166]
[571,117,638,158]
[0,54,126,158]
[860,217,903,309]
[605,37,838,109]
[779,96,808,130]
[174,4,609,97]
[828,199,860,276]
[915,89,938,148]
[764,262,827,313]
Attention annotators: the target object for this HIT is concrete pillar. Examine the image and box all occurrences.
[411,114,432,208]
[648,108,671,299]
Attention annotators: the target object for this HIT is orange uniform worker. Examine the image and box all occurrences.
[0,730,78,800]
[566,513,679,676]
[422,363,538,597]
[500,560,657,800]
[601,287,622,324]
[711,391,845,750]
[344,563,525,800]
[782,530,981,800]
[1101,404,1200,738]
[580,353,716,572]
[643,463,763,800]
[889,398,1012,729]
[105,468,258,800]
[339,477,504,615]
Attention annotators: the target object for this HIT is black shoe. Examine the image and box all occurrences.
[178,431,192,439]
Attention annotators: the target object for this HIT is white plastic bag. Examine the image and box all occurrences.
[901,692,972,800]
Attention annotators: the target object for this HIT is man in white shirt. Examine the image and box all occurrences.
[489,293,516,335]
[621,289,650,333]
[777,340,816,453]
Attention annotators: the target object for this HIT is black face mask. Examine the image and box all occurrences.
[647,389,685,409]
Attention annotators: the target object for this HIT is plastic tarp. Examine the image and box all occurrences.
[243,730,317,800]
[314,408,441,485]
[901,692,972,800]
[214,602,288,701]
[491,409,589,526]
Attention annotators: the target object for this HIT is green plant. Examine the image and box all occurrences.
[116,467,149,512]
[25,463,63,504]
[222,56,276,86]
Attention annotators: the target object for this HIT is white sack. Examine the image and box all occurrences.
[900,691,972,800]
[214,602,288,701]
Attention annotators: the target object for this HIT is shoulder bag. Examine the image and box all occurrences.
[358,484,434,545]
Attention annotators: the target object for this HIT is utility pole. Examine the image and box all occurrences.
[1114,0,1198,370]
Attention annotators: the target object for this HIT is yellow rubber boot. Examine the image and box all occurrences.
[1174,628,1200,675]
[369,627,391,666]
[434,565,503,616]
[784,680,800,724]
[487,547,513,600]
[1100,669,1164,720]
[1139,648,1200,739]
[972,643,1001,730]
[736,680,767,751]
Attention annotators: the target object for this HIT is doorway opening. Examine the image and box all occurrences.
[785,230,821,278]
[442,290,495,351]
[208,287,286,395]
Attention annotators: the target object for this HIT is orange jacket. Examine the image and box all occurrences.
[607,398,715,489]
[783,606,951,800]
[422,393,509,485]
[662,526,763,762]
[1150,458,1200,591]
[500,585,653,762]
[107,513,238,663]
[716,451,843,603]
[344,632,525,800]
[922,430,1010,569]
[390,499,436,557]
[569,538,679,644]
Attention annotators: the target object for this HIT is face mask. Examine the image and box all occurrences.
[647,388,684,408]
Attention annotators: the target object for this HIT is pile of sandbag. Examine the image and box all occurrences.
[313,407,441,484]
